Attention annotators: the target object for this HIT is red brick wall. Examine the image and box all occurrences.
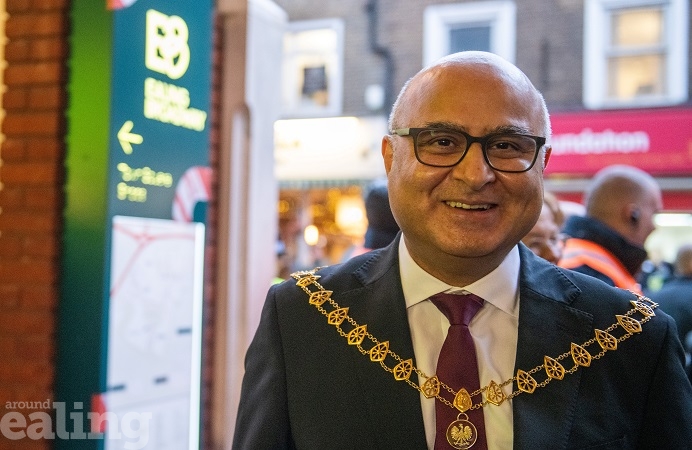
[0,0,69,448]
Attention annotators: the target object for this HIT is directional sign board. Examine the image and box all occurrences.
[107,2,212,221]
[102,1,212,448]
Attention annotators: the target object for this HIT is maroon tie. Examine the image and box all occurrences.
[430,293,488,450]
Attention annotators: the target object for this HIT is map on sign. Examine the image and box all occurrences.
[105,215,205,450]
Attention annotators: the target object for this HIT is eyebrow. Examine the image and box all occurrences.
[421,121,533,135]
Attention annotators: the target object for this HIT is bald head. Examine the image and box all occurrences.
[388,51,551,139]
[584,165,662,247]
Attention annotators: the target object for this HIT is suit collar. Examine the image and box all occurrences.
[398,238,521,318]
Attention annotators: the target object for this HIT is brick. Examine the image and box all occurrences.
[23,235,58,258]
[2,112,63,136]
[0,187,26,209]
[0,260,56,283]
[4,38,30,62]
[32,0,69,11]
[28,85,64,110]
[0,384,16,404]
[0,210,58,232]
[30,37,68,60]
[5,12,68,39]
[0,235,23,258]
[0,336,17,358]
[2,88,29,110]
[16,334,55,359]
[0,162,61,185]
[6,0,31,14]
[0,309,53,335]
[1,138,28,162]
[4,62,64,86]
[20,284,57,309]
[0,361,54,387]
[0,284,21,308]
[25,137,62,160]
[11,378,55,400]
[25,187,60,210]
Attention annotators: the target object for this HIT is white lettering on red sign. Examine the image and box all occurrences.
[550,128,650,155]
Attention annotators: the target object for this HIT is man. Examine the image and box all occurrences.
[343,180,400,260]
[233,52,692,449]
[558,165,662,293]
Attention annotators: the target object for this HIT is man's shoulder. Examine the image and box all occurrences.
[552,263,646,313]
[561,263,616,287]
[273,248,393,301]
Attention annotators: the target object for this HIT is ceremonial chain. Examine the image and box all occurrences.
[291,268,659,449]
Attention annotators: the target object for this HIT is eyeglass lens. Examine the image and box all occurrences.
[415,129,539,171]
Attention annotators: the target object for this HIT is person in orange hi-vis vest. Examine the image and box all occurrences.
[558,165,663,294]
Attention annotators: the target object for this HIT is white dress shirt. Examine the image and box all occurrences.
[399,238,520,450]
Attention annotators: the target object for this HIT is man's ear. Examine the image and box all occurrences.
[542,146,552,171]
[382,135,394,173]
[624,203,641,226]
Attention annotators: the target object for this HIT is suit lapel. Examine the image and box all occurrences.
[512,246,593,450]
[331,238,428,448]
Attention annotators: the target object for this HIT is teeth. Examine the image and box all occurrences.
[445,201,490,210]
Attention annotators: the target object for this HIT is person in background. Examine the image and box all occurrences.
[272,239,291,285]
[345,181,401,260]
[639,253,675,295]
[650,244,692,365]
[521,190,564,264]
[233,52,691,450]
[558,165,662,293]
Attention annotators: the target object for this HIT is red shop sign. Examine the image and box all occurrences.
[545,108,692,176]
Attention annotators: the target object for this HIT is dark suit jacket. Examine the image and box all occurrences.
[233,237,692,449]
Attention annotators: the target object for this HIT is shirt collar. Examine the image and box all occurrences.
[399,237,520,318]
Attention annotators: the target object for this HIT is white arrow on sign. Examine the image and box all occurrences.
[117,120,143,155]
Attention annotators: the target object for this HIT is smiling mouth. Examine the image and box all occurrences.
[444,201,492,210]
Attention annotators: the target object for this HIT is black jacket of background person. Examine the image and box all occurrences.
[651,276,692,347]
[233,236,692,449]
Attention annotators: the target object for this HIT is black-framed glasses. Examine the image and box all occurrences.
[391,127,546,173]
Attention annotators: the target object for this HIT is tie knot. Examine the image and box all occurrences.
[430,293,484,326]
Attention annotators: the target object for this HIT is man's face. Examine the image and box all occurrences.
[522,203,563,265]
[383,63,549,278]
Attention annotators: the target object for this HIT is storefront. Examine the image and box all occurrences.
[545,107,692,264]
[274,116,388,270]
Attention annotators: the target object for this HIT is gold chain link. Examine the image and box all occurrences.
[291,269,657,414]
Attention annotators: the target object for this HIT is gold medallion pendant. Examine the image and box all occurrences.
[446,414,477,449]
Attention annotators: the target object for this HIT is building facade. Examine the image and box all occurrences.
[273,0,692,267]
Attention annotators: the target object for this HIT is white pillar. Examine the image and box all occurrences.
[211,0,286,447]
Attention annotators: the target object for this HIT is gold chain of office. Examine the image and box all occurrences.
[291,268,658,448]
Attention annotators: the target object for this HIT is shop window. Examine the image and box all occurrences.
[584,0,689,109]
[423,1,516,66]
[281,19,344,118]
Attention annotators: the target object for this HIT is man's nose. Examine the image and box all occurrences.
[450,143,496,188]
